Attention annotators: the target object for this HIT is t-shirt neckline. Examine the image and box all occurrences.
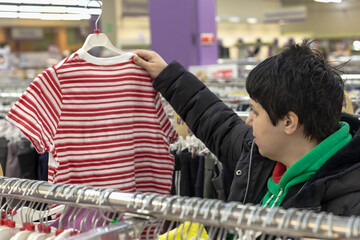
[76,48,134,65]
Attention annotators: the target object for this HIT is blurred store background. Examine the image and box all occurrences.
[0,0,360,116]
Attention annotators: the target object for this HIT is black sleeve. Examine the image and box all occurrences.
[153,61,253,170]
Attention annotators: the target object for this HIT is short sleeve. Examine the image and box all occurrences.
[154,92,179,144]
[6,67,62,153]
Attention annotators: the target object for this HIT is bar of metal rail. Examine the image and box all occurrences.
[0,177,359,239]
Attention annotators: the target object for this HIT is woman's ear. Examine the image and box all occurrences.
[283,111,300,135]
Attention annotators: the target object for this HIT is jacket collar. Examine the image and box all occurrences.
[282,113,360,210]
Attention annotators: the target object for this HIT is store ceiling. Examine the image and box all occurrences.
[218,0,360,12]
[280,0,359,8]
[217,0,360,23]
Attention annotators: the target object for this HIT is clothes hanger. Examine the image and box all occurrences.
[7,181,58,240]
[11,182,64,227]
[80,0,124,55]
[5,180,35,240]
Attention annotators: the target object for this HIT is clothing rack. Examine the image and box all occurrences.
[0,177,359,239]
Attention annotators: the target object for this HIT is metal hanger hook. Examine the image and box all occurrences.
[85,0,103,31]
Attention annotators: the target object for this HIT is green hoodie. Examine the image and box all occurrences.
[262,122,352,207]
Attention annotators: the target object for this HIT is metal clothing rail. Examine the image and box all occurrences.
[0,177,359,239]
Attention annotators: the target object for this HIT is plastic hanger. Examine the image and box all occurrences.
[80,0,124,55]
[11,181,65,226]
[12,205,64,227]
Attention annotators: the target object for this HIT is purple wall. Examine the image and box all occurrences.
[196,0,218,65]
[148,0,217,69]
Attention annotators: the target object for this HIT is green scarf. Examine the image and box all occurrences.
[262,122,352,207]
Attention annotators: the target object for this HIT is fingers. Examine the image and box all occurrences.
[132,54,149,69]
[134,49,154,61]
[132,49,167,79]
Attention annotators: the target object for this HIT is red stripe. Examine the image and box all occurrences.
[60,108,156,117]
[62,92,154,101]
[61,82,151,89]
[56,138,167,148]
[62,98,155,105]
[59,76,151,85]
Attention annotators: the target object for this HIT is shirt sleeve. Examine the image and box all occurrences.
[154,91,179,144]
[6,66,62,154]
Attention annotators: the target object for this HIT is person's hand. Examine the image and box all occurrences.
[133,50,168,79]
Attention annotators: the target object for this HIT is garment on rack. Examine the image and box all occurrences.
[179,151,191,196]
[170,149,226,200]
[38,152,48,181]
[2,137,47,181]
[170,150,181,196]
[6,49,178,194]
[211,158,226,201]
[195,156,205,198]
[17,146,40,180]
[203,156,216,199]
[5,139,32,178]
[158,221,208,240]
[50,206,113,232]
[189,155,199,197]
[0,137,8,174]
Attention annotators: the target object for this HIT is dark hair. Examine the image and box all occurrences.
[246,39,344,142]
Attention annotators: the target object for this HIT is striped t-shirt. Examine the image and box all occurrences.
[6,49,178,194]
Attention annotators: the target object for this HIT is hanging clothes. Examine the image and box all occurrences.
[37,152,49,181]
[6,49,178,194]
[5,139,32,178]
[170,148,227,200]
[17,145,40,179]
[0,136,8,174]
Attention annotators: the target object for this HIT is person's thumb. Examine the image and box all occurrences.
[132,54,148,69]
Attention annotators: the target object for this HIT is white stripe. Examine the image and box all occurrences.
[58,68,147,78]
[58,117,161,126]
[56,129,164,139]
[61,84,154,92]
[60,113,160,121]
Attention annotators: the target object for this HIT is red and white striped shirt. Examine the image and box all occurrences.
[6,49,178,194]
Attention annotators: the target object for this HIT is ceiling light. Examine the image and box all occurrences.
[0,5,18,11]
[246,17,258,24]
[0,11,17,18]
[18,12,43,19]
[314,0,342,3]
[0,0,101,20]
[353,41,360,51]
[0,0,102,7]
[0,11,91,20]
[40,13,90,20]
[228,16,241,23]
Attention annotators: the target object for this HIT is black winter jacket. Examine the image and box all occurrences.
[155,61,360,216]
